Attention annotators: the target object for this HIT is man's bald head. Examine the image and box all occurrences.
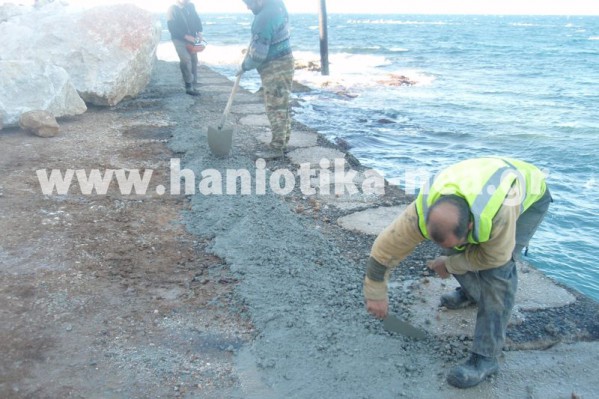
[426,195,471,248]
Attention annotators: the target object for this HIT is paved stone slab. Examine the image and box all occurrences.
[255,130,319,148]
[287,146,345,167]
[231,103,266,114]
[233,93,263,103]
[197,76,232,85]
[314,195,384,211]
[303,168,387,211]
[303,170,387,211]
[337,206,405,234]
[391,262,575,342]
[239,114,270,127]
[199,85,234,93]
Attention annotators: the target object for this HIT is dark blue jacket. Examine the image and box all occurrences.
[242,0,292,72]
[167,3,203,42]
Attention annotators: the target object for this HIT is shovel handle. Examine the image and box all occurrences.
[218,72,243,130]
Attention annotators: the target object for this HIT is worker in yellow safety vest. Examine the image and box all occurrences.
[364,157,552,389]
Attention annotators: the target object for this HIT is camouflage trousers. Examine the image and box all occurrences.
[258,54,294,150]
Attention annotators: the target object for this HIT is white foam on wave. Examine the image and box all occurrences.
[509,22,538,27]
[584,177,596,190]
[347,19,449,26]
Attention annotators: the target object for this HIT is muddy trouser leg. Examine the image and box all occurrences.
[454,188,552,357]
[173,40,194,85]
[258,55,294,150]
[191,52,199,85]
[454,262,517,357]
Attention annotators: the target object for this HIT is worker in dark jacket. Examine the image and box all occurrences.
[167,0,203,96]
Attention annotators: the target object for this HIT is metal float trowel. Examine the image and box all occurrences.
[383,313,427,340]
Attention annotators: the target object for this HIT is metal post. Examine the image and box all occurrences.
[318,0,329,76]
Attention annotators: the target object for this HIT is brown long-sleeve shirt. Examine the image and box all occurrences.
[364,192,520,301]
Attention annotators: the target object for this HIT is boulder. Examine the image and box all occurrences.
[19,110,60,137]
[295,59,322,72]
[0,3,161,106]
[0,3,29,23]
[376,73,416,87]
[292,81,312,93]
[0,60,87,127]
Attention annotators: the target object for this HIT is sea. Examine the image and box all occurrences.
[157,13,599,303]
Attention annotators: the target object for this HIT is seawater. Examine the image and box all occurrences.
[159,13,599,302]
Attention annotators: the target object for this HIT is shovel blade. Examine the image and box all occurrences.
[207,125,233,157]
[383,314,426,340]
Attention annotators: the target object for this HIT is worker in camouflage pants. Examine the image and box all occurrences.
[259,55,294,152]
[239,0,294,160]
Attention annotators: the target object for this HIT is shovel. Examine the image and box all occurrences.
[207,72,243,157]
[383,313,427,340]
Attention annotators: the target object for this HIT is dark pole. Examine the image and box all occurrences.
[318,0,329,75]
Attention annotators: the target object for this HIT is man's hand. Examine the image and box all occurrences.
[184,34,196,43]
[427,256,450,279]
[366,298,388,319]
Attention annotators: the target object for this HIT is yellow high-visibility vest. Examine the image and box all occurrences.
[416,157,547,244]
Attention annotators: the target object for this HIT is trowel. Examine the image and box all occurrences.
[207,72,243,157]
[383,314,427,340]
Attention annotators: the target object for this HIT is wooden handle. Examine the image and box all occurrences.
[218,73,242,130]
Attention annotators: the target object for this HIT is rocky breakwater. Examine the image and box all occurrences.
[0,2,161,131]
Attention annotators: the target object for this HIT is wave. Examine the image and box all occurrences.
[347,19,449,26]
[589,36,599,40]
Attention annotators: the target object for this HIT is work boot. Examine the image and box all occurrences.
[185,83,200,96]
[255,148,284,160]
[440,287,474,309]
[447,353,499,388]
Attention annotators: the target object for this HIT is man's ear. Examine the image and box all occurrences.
[468,221,473,231]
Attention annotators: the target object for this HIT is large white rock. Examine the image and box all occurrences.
[0,60,87,127]
[0,3,161,106]
[0,3,30,23]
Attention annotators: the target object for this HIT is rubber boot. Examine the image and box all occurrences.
[185,83,200,96]
[447,353,499,388]
[440,287,474,309]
